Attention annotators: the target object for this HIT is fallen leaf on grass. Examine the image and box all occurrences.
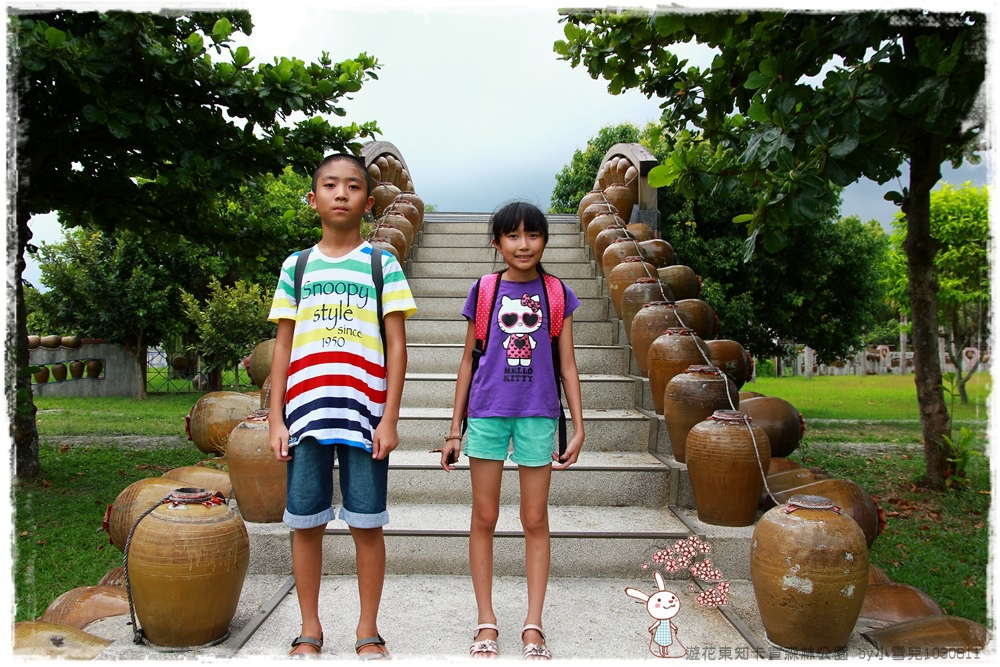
[19,531,27,538]
[36,540,47,545]
[59,443,70,453]
[41,480,51,488]
[136,464,150,470]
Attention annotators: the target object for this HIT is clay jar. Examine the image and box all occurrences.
[862,616,989,655]
[371,238,402,265]
[601,237,642,278]
[386,199,421,235]
[772,478,881,548]
[374,225,409,260]
[395,192,425,222]
[371,182,401,218]
[594,227,635,275]
[227,419,287,523]
[603,183,635,219]
[185,391,259,456]
[69,360,85,379]
[657,265,701,300]
[377,212,415,250]
[586,213,626,254]
[673,299,719,340]
[161,465,233,498]
[577,189,605,220]
[647,327,707,414]
[106,477,187,552]
[33,365,50,384]
[706,339,753,389]
[125,488,250,648]
[27,334,40,349]
[630,302,677,377]
[761,467,832,509]
[40,334,62,349]
[750,494,869,654]
[580,201,618,231]
[41,585,129,630]
[637,239,675,268]
[686,409,770,526]
[860,582,944,626]
[607,256,657,320]
[739,396,805,458]
[624,222,653,243]
[662,366,739,464]
[51,363,68,382]
[247,339,275,389]
[86,359,103,379]
[621,279,673,345]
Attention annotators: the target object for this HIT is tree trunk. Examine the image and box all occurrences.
[124,339,147,400]
[902,133,953,489]
[11,203,41,479]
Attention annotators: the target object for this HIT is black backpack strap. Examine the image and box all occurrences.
[371,247,386,352]
[294,246,312,309]
[539,272,568,457]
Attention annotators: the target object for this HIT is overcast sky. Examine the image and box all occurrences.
[15,0,993,289]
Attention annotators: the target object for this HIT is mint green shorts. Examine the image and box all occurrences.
[465,417,556,467]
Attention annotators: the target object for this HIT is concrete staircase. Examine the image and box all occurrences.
[245,212,755,581]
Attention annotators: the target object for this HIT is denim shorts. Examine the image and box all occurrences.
[465,417,556,467]
[283,436,389,529]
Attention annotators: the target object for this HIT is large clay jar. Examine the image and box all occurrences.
[227,418,287,523]
[594,227,636,274]
[768,457,803,475]
[106,478,187,552]
[586,213,626,254]
[862,616,989,654]
[662,367,739,463]
[658,265,702,300]
[51,363,68,382]
[603,183,635,219]
[13,620,111,659]
[774,478,881,548]
[686,409,770,525]
[125,488,250,648]
[630,302,677,377]
[706,339,754,389]
[859,582,944,626]
[621,279,673,345]
[601,237,641,278]
[61,335,81,349]
[162,465,233,497]
[68,360,85,379]
[581,201,618,231]
[738,396,805,458]
[395,192,425,223]
[41,585,129,630]
[647,327,707,414]
[750,494,869,654]
[247,339,275,388]
[762,467,831,508]
[377,212,415,250]
[185,391,258,456]
[624,222,653,243]
[637,239,675,268]
[27,334,41,349]
[371,238,402,265]
[371,182,401,218]
[86,359,103,379]
[673,299,719,340]
[374,225,409,261]
[386,199,422,235]
[40,334,62,349]
[577,189,605,222]
[33,365,50,384]
[608,256,657,320]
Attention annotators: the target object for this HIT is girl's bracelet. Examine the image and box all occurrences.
[443,435,462,442]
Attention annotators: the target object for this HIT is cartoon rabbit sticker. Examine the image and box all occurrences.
[625,571,687,658]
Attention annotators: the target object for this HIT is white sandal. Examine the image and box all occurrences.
[521,624,551,660]
[470,623,499,658]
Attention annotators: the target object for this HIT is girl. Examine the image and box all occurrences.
[440,201,585,660]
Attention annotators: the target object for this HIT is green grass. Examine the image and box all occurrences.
[34,394,204,437]
[13,443,208,621]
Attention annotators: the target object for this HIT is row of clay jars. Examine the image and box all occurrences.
[687,408,771,527]
[631,301,720,370]
[586,211,653,253]
[602,237,675,277]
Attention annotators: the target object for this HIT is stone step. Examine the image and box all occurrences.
[405,343,628,375]
[413,245,589,263]
[345,450,671,507]
[418,231,584,248]
[394,406,654,454]
[409,260,597,279]
[406,318,619,345]
[413,294,608,321]
[401,373,640,410]
[407,276,603,298]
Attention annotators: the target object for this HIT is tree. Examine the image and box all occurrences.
[180,277,274,392]
[9,10,381,478]
[555,9,986,488]
[884,182,990,404]
[550,122,643,213]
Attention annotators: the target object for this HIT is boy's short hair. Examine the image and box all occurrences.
[312,153,374,195]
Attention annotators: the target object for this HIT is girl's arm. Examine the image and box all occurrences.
[442,320,476,471]
[268,319,295,461]
[553,314,584,469]
[372,311,408,460]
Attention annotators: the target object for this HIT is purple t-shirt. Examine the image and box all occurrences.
[462,275,580,418]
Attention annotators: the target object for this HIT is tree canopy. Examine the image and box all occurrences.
[8,9,382,478]
[549,122,645,214]
[555,8,986,488]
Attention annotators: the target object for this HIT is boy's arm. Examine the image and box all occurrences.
[372,311,407,460]
[553,315,584,469]
[442,320,477,471]
[268,319,295,461]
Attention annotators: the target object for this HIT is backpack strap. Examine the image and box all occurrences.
[462,271,503,437]
[539,272,569,456]
[293,246,312,308]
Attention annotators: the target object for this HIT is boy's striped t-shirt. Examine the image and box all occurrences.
[268,241,416,451]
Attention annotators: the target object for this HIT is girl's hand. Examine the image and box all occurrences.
[372,421,400,460]
[269,422,292,462]
[552,432,583,469]
[440,436,462,471]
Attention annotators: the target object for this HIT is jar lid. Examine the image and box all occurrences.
[635,277,660,283]
[684,365,722,375]
[708,409,748,422]
[661,327,696,335]
[641,301,674,308]
[623,256,646,262]
[784,494,842,514]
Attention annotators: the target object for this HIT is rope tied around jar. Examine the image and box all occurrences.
[122,488,230,649]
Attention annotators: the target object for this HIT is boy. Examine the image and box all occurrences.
[268,153,416,658]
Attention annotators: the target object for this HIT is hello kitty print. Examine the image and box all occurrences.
[498,294,543,367]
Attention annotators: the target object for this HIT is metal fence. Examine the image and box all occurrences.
[146,347,253,393]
